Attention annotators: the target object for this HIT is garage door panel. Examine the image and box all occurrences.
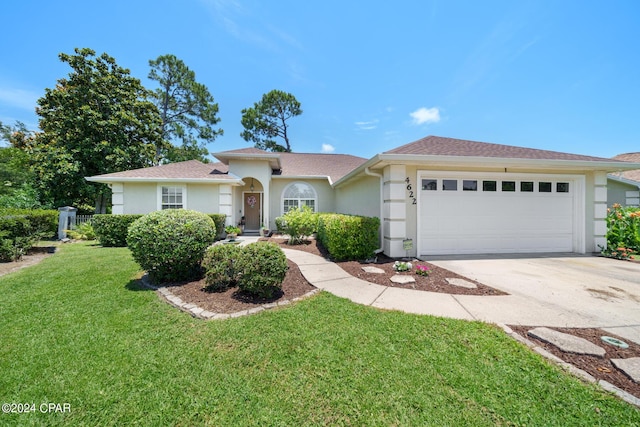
[419,175,576,255]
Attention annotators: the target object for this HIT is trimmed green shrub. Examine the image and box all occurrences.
[202,243,244,291]
[207,214,227,239]
[0,208,57,261]
[317,213,380,261]
[92,214,143,247]
[602,204,640,259]
[236,241,288,298]
[127,209,217,283]
[280,206,318,244]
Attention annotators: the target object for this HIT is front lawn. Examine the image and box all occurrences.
[0,242,638,425]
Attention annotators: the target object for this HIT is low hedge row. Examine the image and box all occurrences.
[92,214,143,247]
[92,213,227,247]
[0,208,58,261]
[317,213,380,261]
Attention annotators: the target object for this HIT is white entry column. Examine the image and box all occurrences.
[383,165,407,257]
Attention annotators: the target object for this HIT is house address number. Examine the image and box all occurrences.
[405,177,417,205]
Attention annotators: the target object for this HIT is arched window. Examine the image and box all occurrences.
[282,182,317,214]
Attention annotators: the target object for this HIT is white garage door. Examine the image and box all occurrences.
[419,173,578,255]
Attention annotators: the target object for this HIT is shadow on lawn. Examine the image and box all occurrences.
[125,279,152,292]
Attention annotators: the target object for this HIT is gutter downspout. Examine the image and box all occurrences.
[365,167,384,254]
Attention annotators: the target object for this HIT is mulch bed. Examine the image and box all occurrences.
[261,237,506,296]
[165,259,315,314]
[510,325,640,399]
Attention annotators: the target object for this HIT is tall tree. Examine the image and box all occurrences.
[148,54,223,163]
[240,89,302,152]
[0,120,33,149]
[27,48,164,212]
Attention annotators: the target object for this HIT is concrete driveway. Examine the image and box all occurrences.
[429,254,640,345]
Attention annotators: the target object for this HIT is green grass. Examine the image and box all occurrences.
[0,242,638,426]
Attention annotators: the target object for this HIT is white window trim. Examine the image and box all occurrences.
[157,184,187,210]
[281,181,317,215]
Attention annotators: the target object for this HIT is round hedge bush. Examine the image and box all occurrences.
[127,209,217,283]
[236,241,288,299]
[202,243,244,291]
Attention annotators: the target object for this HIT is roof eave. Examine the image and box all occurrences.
[607,173,640,189]
[212,151,282,169]
[376,154,640,171]
[333,154,640,188]
[85,176,245,185]
[271,175,333,185]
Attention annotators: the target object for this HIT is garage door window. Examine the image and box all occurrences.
[539,182,552,192]
[483,180,497,191]
[443,179,457,191]
[502,181,516,192]
[521,181,534,192]
[463,180,477,191]
[422,179,437,190]
[557,182,570,193]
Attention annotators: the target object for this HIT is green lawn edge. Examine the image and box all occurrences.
[0,242,638,426]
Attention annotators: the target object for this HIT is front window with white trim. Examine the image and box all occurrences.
[161,186,183,209]
[282,182,317,214]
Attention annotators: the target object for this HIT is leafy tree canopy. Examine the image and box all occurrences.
[240,89,302,152]
[148,54,222,163]
[27,48,165,212]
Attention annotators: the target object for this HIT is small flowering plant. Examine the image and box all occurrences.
[393,261,412,272]
[415,264,430,276]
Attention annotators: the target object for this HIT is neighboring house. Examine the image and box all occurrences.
[87,135,640,258]
[607,152,640,207]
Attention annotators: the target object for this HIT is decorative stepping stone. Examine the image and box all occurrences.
[611,358,640,383]
[362,266,385,274]
[390,275,415,284]
[446,278,477,289]
[527,327,606,357]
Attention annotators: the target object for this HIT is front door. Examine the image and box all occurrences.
[244,192,261,230]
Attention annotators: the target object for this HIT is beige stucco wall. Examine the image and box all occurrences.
[120,182,220,214]
[122,183,157,214]
[607,179,638,207]
[334,175,380,217]
[187,184,220,213]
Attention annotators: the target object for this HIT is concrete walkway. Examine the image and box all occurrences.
[281,248,640,346]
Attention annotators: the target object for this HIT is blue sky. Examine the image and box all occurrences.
[1,0,638,160]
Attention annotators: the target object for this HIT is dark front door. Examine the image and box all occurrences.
[244,193,261,230]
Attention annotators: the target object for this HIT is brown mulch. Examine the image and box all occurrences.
[260,237,506,296]
[165,259,315,314]
[0,245,56,277]
[510,325,640,399]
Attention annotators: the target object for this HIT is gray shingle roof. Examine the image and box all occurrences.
[87,160,232,180]
[385,135,620,162]
[275,152,367,182]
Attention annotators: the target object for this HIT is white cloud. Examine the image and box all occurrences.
[410,107,440,125]
[321,143,335,153]
[355,119,379,130]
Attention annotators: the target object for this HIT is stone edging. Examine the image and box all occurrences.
[140,274,320,320]
[497,323,640,408]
